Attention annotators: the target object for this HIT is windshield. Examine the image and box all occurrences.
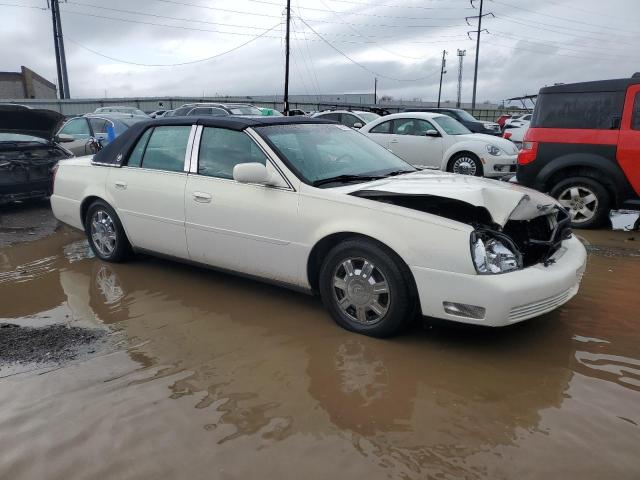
[0,133,47,144]
[229,105,263,115]
[433,116,471,135]
[454,109,478,122]
[255,124,416,186]
[357,112,381,123]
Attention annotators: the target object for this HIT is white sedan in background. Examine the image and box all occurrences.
[360,112,519,178]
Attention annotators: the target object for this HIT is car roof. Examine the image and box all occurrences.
[539,77,640,94]
[371,112,444,120]
[92,116,335,166]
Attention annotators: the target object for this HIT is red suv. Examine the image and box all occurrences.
[517,76,640,228]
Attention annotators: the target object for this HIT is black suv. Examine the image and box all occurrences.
[402,108,501,135]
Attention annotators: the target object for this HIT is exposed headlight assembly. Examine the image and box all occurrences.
[485,144,502,156]
[471,230,522,274]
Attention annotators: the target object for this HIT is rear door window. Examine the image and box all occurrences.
[140,126,191,172]
[126,128,153,167]
[632,93,640,131]
[532,91,625,129]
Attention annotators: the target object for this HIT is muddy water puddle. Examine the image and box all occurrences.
[0,227,639,479]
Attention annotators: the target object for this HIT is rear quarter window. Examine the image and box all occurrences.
[531,91,625,129]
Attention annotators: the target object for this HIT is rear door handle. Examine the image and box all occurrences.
[114,181,127,190]
[192,192,212,203]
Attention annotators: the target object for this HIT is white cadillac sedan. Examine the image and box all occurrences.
[51,116,586,337]
[360,112,519,178]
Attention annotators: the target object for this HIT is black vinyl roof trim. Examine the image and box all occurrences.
[92,115,335,166]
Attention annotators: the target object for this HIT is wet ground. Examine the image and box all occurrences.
[1,202,639,479]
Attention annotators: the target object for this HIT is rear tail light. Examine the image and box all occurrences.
[503,131,512,140]
[517,141,538,165]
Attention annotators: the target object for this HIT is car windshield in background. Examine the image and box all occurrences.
[358,112,381,123]
[0,133,47,144]
[433,116,471,135]
[455,109,478,122]
[255,124,416,186]
[229,106,262,115]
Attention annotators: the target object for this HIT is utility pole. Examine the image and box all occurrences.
[467,0,493,109]
[437,50,447,108]
[49,0,64,99]
[283,0,291,115]
[456,49,466,108]
[374,77,377,104]
[49,0,71,99]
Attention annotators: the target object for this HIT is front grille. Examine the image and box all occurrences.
[509,287,573,322]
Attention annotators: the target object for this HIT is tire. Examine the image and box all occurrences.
[318,238,416,338]
[447,152,483,177]
[549,176,611,229]
[84,200,132,262]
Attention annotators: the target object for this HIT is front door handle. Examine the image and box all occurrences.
[192,192,212,203]
[389,139,399,144]
[114,181,127,190]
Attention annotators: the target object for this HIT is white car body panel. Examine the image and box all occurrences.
[50,122,587,328]
[361,113,518,178]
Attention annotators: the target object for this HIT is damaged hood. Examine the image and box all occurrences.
[337,170,559,226]
[0,105,66,141]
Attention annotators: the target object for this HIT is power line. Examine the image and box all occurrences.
[65,22,282,67]
[484,37,627,62]
[297,16,441,83]
[319,0,472,10]
[489,0,637,34]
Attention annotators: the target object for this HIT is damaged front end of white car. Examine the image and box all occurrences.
[350,172,573,274]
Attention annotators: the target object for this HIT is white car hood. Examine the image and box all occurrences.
[336,170,559,227]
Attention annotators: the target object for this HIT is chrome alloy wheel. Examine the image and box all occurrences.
[90,209,117,256]
[332,257,390,325]
[451,156,478,175]
[557,186,598,224]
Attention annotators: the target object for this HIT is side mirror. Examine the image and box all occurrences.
[425,129,440,137]
[56,133,75,143]
[233,162,271,185]
[352,122,364,129]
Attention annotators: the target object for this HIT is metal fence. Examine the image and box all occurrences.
[0,96,527,122]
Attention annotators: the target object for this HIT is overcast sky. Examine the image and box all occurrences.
[1,0,638,102]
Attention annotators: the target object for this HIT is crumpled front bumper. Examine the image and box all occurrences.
[411,235,587,327]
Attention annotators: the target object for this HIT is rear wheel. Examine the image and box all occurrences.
[85,200,132,262]
[447,152,483,176]
[319,238,416,338]
[550,176,610,229]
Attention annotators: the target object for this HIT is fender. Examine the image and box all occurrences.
[440,141,484,170]
[535,152,636,205]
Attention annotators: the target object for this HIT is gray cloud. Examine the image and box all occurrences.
[1,0,638,102]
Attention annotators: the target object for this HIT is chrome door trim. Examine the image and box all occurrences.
[184,124,198,172]
[189,125,203,173]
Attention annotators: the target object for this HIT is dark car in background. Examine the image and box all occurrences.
[403,108,501,136]
[0,105,73,204]
[57,114,147,156]
[517,75,640,228]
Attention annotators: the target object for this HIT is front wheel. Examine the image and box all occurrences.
[319,238,416,338]
[447,152,483,176]
[85,200,132,262]
[549,176,610,229]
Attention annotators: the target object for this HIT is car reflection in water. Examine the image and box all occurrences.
[0,228,639,479]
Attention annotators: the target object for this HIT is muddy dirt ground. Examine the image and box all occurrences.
[1,201,639,479]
